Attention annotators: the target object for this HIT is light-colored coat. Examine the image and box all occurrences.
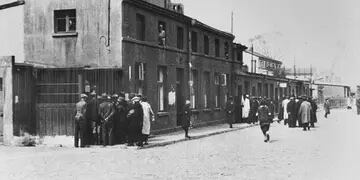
[298,101,312,124]
[141,101,154,135]
[242,97,250,118]
[282,99,290,119]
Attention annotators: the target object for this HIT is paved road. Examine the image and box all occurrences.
[0,109,359,180]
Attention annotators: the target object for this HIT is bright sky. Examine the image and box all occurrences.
[174,0,360,87]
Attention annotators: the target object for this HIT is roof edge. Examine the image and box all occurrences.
[0,0,25,10]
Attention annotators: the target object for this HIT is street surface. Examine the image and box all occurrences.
[0,109,359,180]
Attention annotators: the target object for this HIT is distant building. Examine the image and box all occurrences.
[243,49,282,76]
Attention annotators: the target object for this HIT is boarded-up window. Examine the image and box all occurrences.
[54,9,76,33]
[215,39,220,57]
[136,14,145,41]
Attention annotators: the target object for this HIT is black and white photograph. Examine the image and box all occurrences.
[0,0,359,179]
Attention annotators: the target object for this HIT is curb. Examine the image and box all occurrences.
[140,120,282,149]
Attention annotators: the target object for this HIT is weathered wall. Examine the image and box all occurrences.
[0,56,13,145]
[0,4,25,63]
[23,0,123,68]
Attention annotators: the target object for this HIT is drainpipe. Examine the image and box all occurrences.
[100,0,111,49]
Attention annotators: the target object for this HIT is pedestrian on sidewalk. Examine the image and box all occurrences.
[324,98,331,118]
[126,95,144,146]
[309,97,318,128]
[85,91,100,145]
[99,93,116,146]
[298,96,312,131]
[287,96,297,128]
[225,96,235,128]
[74,93,89,148]
[267,98,275,123]
[356,98,360,115]
[140,96,154,145]
[282,96,290,125]
[242,94,250,123]
[295,97,304,127]
[115,92,128,144]
[257,100,272,142]
[249,96,259,124]
[182,100,192,139]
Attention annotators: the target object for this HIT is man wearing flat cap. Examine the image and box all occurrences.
[74,93,89,148]
[127,95,144,146]
[99,93,116,146]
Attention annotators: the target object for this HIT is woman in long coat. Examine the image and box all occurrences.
[182,100,191,139]
[298,98,312,131]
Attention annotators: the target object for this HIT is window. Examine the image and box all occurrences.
[54,9,76,33]
[0,78,2,91]
[203,72,210,108]
[177,26,184,49]
[158,21,166,45]
[224,42,229,59]
[258,83,262,97]
[158,66,167,111]
[237,52,242,62]
[135,62,145,81]
[204,35,209,55]
[190,70,198,109]
[214,73,221,108]
[215,39,220,57]
[136,14,145,41]
[191,31,198,52]
[220,73,228,86]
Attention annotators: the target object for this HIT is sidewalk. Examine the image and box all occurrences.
[142,121,270,149]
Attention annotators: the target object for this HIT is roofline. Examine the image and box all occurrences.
[124,0,234,39]
[244,50,282,64]
[314,83,350,88]
[0,0,24,10]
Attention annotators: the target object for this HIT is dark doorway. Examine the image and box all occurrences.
[176,68,184,126]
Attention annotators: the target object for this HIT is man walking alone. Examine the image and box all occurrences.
[257,100,272,142]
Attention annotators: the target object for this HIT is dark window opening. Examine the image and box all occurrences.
[191,31,198,52]
[215,39,220,57]
[136,14,145,41]
[0,78,2,91]
[177,26,184,49]
[204,35,209,55]
[54,9,76,33]
[158,21,166,45]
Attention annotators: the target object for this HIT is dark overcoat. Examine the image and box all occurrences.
[182,105,191,128]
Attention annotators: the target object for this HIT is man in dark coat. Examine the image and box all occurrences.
[249,97,259,124]
[295,97,304,127]
[182,100,192,139]
[99,93,116,146]
[287,96,297,128]
[74,94,88,148]
[225,96,235,128]
[85,91,99,145]
[309,98,318,127]
[126,96,144,146]
[267,98,275,123]
[257,100,272,142]
[114,93,128,144]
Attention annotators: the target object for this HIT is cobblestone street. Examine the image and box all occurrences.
[1,109,359,180]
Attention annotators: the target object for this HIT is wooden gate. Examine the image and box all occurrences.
[35,69,80,136]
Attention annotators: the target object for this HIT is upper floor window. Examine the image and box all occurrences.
[158,21,166,45]
[224,42,229,59]
[177,26,184,49]
[204,35,209,55]
[191,31,198,52]
[135,62,145,81]
[54,9,76,33]
[215,39,220,57]
[136,14,145,41]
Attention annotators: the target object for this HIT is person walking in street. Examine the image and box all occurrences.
[298,96,312,131]
[225,96,235,128]
[257,100,272,142]
[242,94,250,123]
[140,96,154,145]
[324,98,331,118]
[86,91,99,145]
[309,98,318,128]
[267,98,275,123]
[182,100,192,139]
[127,95,144,146]
[295,97,304,127]
[282,96,290,125]
[99,93,116,146]
[74,94,89,148]
[287,96,297,128]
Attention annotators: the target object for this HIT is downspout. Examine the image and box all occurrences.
[100,0,111,49]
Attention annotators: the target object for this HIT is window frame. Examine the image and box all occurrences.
[176,26,184,49]
[204,35,209,55]
[191,31,198,53]
[136,13,146,41]
[54,9,76,33]
[215,38,220,57]
[157,66,167,112]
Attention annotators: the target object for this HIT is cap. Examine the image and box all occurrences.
[80,94,88,98]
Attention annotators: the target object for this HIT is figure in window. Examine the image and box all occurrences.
[158,24,166,46]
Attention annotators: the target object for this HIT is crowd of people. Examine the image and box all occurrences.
[74,91,154,148]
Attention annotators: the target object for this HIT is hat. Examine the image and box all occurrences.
[131,97,140,102]
[90,91,96,96]
[80,94,88,98]
[112,94,119,98]
[185,100,191,104]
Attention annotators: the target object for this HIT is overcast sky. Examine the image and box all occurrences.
[174,0,360,87]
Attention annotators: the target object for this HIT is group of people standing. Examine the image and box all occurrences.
[279,96,318,131]
[74,92,154,148]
